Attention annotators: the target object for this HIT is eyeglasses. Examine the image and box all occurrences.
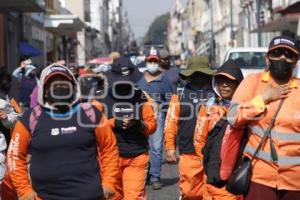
[269,48,297,60]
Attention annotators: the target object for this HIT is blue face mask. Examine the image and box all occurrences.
[146,63,159,74]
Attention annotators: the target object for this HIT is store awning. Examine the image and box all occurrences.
[88,57,112,64]
[252,13,300,33]
[19,42,42,57]
[45,15,84,35]
[0,0,44,12]
[277,1,300,15]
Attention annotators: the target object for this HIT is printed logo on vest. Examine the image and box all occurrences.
[61,126,77,135]
[51,128,60,136]
[51,127,77,136]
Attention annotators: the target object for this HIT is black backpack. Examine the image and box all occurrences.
[202,116,228,188]
[202,115,248,188]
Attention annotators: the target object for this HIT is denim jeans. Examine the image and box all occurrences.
[148,111,165,182]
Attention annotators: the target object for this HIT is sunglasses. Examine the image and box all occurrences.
[269,48,297,60]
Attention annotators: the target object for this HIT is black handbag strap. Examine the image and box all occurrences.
[250,99,284,162]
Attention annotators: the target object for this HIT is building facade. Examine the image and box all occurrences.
[90,0,111,56]
[0,0,45,72]
[108,0,123,52]
[167,0,185,56]
[168,0,300,65]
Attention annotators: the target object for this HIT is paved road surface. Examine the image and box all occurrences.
[147,161,180,200]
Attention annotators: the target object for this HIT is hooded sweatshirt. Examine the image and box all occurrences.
[13,65,37,106]
[7,65,119,200]
[100,57,157,158]
[194,59,244,158]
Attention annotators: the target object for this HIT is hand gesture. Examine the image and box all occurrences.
[261,83,291,104]
[103,186,115,199]
[20,191,37,200]
[165,150,177,163]
[122,118,136,130]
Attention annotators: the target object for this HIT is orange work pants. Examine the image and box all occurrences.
[203,177,243,200]
[112,153,149,200]
[179,153,205,200]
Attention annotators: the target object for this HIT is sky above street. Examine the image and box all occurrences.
[123,0,188,39]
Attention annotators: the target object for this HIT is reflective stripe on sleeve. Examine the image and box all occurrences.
[228,103,239,126]
[249,125,300,141]
[244,145,300,166]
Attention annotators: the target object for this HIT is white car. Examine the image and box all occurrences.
[223,47,268,77]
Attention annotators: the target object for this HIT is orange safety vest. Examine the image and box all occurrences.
[194,103,228,158]
[229,72,300,191]
[1,98,22,200]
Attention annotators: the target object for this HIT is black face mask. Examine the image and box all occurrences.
[269,60,294,82]
[189,73,212,88]
[48,86,73,110]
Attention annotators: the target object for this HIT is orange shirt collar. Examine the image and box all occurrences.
[262,71,298,88]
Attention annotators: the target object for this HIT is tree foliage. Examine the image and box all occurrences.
[144,13,170,45]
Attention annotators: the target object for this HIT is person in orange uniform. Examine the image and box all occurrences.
[7,65,119,200]
[228,36,300,200]
[194,59,244,200]
[102,57,157,200]
[0,66,22,200]
[165,56,215,199]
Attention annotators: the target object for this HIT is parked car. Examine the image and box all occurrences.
[223,47,268,77]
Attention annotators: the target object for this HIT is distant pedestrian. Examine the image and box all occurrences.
[13,57,37,108]
[109,51,121,63]
[159,49,183,93]
[137,48,173,190]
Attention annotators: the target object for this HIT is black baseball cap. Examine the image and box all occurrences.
[106,57,143,85]
[214,59,244,84]
[268,36,299,55]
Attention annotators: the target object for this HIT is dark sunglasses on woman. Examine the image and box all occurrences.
[269,48,297,61]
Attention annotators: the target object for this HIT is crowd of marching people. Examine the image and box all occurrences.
[0,35,299,200]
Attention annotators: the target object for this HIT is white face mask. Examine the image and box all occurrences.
[146,63,159,74]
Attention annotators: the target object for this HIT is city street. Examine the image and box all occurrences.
[147,161,180,200]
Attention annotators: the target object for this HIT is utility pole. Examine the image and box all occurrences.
[256,0,262,46]
[209,0,215,64]
[230,0,234,47]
